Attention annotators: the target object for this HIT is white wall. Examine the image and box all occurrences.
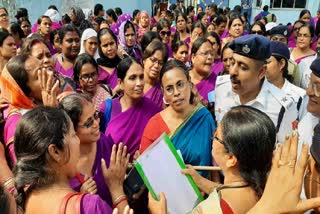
[0,0,152,24]
[229,0,320,25]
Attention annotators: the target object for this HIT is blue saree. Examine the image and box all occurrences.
[170,104,215,177]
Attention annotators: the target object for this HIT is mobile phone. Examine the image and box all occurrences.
[124,167,145,200]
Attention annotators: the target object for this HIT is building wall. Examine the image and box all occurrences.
[229,0,320,24]
[0,0,152,23]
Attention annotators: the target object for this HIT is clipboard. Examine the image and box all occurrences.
[134,133,203,213]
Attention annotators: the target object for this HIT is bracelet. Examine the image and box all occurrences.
[113,194,126,204]
[8,186,15,194]
[3,177,14,187]
[112,196,128,209]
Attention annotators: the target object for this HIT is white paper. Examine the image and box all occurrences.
[136,135,200,214]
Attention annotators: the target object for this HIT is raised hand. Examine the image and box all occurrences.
[39,68,59,107]
[248,132,320,213]
[101,143,130,191]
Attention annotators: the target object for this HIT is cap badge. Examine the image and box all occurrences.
[242,44,250,54]
[284,30,287,36]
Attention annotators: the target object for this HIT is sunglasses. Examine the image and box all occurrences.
[160,30,171,37]
[251,30,263,35]
[78,111,101,129]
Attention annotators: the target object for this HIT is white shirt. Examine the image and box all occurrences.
[215,76,298,144]
[298,112,319,153]
[281,79,308,120]
[298,112,319,203]
[297,54,317,89]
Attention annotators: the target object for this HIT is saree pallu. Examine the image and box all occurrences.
[0,67,35,167]
[104,97,160,156]
[70,133,113,205]
[171,104,215,177]
[144,83,163,109]
[196,71,217,102]
[54,60,74,78]
[80,194,112,213]
[211,59,224,76]
[98,66,118,89]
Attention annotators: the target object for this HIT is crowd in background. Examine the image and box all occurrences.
[0,1,319,213]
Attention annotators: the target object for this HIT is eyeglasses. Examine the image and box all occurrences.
[0,13,8,18]
[78,111,101,129]
[148,57,164,66]
[79,71,98,82]
[163,80,188,95]
[197,51,214,58]
[297,33,311,38]
[213,134,229,152]
[309,82,320,97]
[251,30,263,35]
[160,30,171,37]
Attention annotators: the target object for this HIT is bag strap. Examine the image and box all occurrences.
[75,193,85,214]
[59,192,84,214]
[100,84,113,96]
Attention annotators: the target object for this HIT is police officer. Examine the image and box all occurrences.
[270,25,290,43]
[215,34,298,144]
[269,25,302,87]
[266,41,307,120]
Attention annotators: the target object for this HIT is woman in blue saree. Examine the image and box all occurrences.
[141,59,215,177]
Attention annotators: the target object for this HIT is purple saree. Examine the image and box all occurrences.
[69,133,113,205]
[98,66,118,89]
[196,71,217,102]
[211,59,223,76]
[102,97,160,156]
[144,83,163,109]
[80,194,112,213]
[165,43,173,58]
[54,60,74,78]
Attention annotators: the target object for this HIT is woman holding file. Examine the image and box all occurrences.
[140,59,215,177]
[148,105,276,213]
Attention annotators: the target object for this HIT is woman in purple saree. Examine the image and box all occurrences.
[100,57,160,156]
[190,37,217,102]
[142,40,168,109]
[97,28,121,90]
[54,24,80,78]
[59,93,113,205]
[206,32,224,76]
[118,19,142,63]
[13,106,131,213]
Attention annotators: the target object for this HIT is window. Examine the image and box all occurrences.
[256,0,262,7]
[271,0,307,8]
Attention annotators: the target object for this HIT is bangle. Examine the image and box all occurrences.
[112,196,127,209]
[3,177,14,187]
[8,186,15,194]
[113,194,126,204]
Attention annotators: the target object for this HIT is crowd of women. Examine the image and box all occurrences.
[0,2,320,213]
